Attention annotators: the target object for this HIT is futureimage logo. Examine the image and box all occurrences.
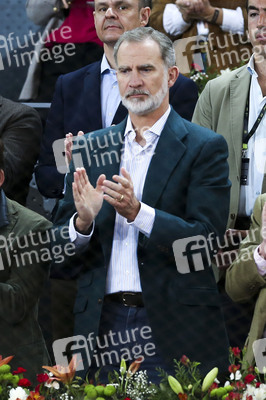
[53,327,155,371]
[53,131,156,173]
[174,31,252,74]
[0,27,75,71]
[0,226,75,271]
[173,227,265,274]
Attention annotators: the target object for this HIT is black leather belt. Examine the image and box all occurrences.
[104,291,144,307]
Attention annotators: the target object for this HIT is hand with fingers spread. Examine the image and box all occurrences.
[258,202,266,260]
[175,0,214,23]
[73,168,105,233]
[102,167,141,222]
[64,131,85,168]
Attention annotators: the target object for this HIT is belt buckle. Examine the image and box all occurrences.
[122,292,137,307]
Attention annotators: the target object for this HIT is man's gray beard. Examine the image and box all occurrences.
[121,73,169,116]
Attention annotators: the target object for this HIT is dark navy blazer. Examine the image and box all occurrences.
[52,109,231,377]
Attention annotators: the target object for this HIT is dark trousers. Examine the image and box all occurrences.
[87,300,172,384]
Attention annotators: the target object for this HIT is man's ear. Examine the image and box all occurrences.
[140,7,151,26]
[168,66,179,88]
[0,170,5,187]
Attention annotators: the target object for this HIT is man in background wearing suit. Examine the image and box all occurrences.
[35,0,198,199]
[52,27,230,383]
[192,0,266,347]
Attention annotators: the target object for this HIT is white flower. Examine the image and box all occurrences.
[243,383,266,400]
[45,379,60,389]
[8,387,28,400]
[230,370,242,380]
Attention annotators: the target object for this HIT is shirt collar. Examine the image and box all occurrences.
[247,54,258,78]
[101,54,116,75]
[124,106,171,141]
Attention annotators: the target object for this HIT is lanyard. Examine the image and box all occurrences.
[241,96,266,185]
[243,97,266,147]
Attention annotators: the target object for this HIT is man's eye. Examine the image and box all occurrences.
[118,5,127,10]
[98,7,107,12]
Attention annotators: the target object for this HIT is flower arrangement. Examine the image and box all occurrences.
[0,348,265,400]
[189,62,245,93]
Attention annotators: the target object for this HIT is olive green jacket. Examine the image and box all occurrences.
[226,193,266,365]
[0,193,52,383]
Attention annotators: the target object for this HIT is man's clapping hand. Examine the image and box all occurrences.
[102,167,140,222]
[73,167,141,234]
[73,168,105,234]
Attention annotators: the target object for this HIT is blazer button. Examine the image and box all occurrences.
[230,213,235,220]
[98,298,103,304]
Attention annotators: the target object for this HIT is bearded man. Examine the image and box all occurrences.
[52,26,230,382]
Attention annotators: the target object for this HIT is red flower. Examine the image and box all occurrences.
[246,396,253,400]
[227,392,241,400]
[13,367,27,374]
[231,347,241,358]
[228,364,240,374]
[37,373,49,383]
[209,382,219,391]
[256,382,261,388]
[178,394,188,400]
[19,378,32,387]
[244,374,256,384]
[123,398,132,400]
[180,355,190,366]
[235,381,246,390]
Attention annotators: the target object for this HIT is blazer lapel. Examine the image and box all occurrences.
[142,110,187,207]
[229,67,251,175]
[84,62,103,131]
[112,101,128,125]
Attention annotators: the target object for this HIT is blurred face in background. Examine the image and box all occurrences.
[93,0,150,46]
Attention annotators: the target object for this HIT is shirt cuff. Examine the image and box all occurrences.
[69,213,94,247]
[163,4,191,36]
[254,245,266,276]
[221,7,244,34]
[127,202,155,237]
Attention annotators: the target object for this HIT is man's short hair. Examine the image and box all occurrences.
[139,0,152,8]
[0,140,4,171]
[114,26,176,68]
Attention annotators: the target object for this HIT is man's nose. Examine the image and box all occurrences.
[105,7,117,18]
[257,11,266,27]
[129,72,143,87]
